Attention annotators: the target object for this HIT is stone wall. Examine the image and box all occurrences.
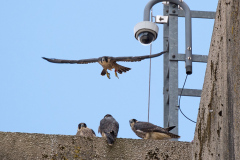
[192,0,240,159]
[0,132,192,160]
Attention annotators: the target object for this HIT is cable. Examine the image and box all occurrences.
[147,8,153,123]
[148,46,152,123]
[178,74,196,123]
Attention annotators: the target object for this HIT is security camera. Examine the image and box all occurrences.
[134,21,159,45]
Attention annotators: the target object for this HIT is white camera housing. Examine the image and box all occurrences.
[134,21,159,45]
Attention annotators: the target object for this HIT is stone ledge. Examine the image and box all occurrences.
[0,131,192,160]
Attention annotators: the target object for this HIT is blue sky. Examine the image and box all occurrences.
[0,0,217,142]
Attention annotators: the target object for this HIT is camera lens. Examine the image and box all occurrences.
[137,32,154,45]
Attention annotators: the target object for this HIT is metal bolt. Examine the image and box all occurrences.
[172,4,177,8]
[172,10,176,13]
[166,10,169,13]
[187,57,192,60]
[172,55,175,58]
[187,47,192,50]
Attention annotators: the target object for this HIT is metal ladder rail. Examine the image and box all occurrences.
[163,3,216,138]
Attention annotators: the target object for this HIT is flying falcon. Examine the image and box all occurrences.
[98,114,119,145]
[129,119,180,140]
[76,123,96,138]
[42,50,168,79]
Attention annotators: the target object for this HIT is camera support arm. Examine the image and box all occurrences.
[144,0,192,75]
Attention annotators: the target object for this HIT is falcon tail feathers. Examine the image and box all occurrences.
[105,132,115,145]
[164,126,176,132]
[169,132,180,139]
[116,64,131,74]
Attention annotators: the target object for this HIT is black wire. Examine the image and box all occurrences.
[178,74,197,123]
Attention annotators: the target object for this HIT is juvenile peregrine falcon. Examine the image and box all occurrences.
[98,114,119,145]
[129,119,180,140]
[42,50,167,79]
[76,123,96,138]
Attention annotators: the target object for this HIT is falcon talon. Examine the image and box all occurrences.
[115,71,119,79]
[42,50,168,79]
[106,72,111,79]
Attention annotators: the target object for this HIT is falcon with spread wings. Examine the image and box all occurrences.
[42,50,167,79]
[129,119,180,140]
[76,123,96,138]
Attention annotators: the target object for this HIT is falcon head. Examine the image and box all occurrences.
[129,119,138,127]
[100,57,108,63]
[78,123,87,129]
[104,114,113,118]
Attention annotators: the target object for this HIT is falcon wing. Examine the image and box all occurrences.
[99,117,119,137]
[91,129,96,136]
[111,119,119,137]
[164,126,176,132]
[42,57,98,64]
[112,50,168,62]
[134,122,168,134]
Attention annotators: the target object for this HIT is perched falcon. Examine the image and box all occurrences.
[129,119,180,140]
[42,50,167,79]
[76,123,96,138]
[98,114,119,145]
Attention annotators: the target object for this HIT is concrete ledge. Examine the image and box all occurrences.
[0,131,192,160]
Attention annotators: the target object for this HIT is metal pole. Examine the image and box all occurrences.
[167,2,179,139]
[163,4,169,129]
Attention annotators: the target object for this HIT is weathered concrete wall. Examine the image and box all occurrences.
[0,131,191,160]
[192,0,240,160]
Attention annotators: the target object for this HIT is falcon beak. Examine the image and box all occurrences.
[129,119,133,124]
